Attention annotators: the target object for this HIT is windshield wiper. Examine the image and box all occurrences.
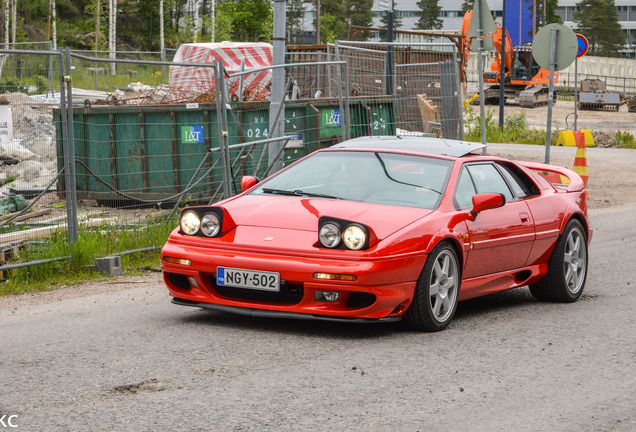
[262,188,342,200]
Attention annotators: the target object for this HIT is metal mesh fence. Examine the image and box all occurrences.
[0,42,466,278]
[395,59,463,139]
[330,41,463,140]
[0,43,56,97]
[332,44,387,97]
[69,50,166,99]
[0,48,67,275]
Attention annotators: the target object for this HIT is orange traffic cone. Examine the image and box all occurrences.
[572,131,588,187]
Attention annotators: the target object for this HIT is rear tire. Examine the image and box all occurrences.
[530,219,588,302]
[405,242,460,332]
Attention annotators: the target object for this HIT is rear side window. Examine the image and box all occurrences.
[466,164,514,202]
[496,162,540,199]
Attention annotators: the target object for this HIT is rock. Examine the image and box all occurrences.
[8,160,45,182]
[30,136,55,161]
[1,140,37,160]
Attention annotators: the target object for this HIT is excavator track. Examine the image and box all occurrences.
[518,86,552,108]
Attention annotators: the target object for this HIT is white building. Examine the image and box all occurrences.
[369,0,636,57]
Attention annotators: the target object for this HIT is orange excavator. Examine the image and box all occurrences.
[462,10,557,108]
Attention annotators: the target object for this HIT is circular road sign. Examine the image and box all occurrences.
[576,34,589,58]
[533,23,578,71]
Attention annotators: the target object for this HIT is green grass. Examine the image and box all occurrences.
[610,130,636,149]
[464,107,554,145]
[0,52,167,95]
[0,218,176,296]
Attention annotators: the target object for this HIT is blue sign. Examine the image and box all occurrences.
[284,133,304,148]
[576,34,589,58]
[181,125,204,144]
[505,0,534,48]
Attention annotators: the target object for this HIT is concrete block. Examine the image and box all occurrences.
[95,256,122,276]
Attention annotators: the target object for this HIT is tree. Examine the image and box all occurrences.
[84,0,106,50]
[319,0,346,42]
[379,0,403,34]
[535,0,561,28]
[218,0,272,42]
[346,0,373,28]
[573,0,626,57]
[346,0,373,40]
[286,0,305,44]
[461,0,473,15]
[415,0,442,30]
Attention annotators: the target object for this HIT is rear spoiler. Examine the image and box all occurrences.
[517,161,585,192]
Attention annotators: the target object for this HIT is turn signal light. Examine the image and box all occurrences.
[313,273,357,281]
[164,256,192,266]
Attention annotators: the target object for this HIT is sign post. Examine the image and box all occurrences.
[378,0,394,95]
[574,34,589,131]
[467,0,496,149]
[533,23,577,164]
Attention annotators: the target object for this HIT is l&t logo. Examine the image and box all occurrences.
[181,125,205,144]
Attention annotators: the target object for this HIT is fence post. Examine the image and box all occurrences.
[334,41,347,141]
[64,47,79,243]
[343,61,351,141]
[57,48,77,244]
[268,0,286,174]
[453,50,465,140]
[213,60,232,199]
[48,41,54,97]
[161,47,165,86]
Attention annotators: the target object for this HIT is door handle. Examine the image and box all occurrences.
[519,212,530,223]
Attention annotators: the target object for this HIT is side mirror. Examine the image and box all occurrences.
[468,193,505,221]
[240,176,260,192]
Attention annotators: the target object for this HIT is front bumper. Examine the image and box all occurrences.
[171,298,402,323]
[162,240,424,320]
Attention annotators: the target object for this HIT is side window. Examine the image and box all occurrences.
[496,162,540,199]
[454,167,477,210]
[466,164,514,203]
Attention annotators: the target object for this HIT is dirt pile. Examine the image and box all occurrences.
[0,93,57,189]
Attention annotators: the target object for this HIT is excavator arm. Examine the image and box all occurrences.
[461,10,513,84]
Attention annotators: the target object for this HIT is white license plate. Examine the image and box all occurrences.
[217,267,280,292]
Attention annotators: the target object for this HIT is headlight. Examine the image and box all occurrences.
[201,213,221,237]
[319,223,341,248]
[343,225,366,250]
[180,211,201,235]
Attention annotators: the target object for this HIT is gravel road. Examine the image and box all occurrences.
[0,144,635,432]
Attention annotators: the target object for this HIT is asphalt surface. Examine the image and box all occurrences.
[1,167,635,432]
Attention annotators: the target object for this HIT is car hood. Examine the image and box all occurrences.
[222,195,434,239]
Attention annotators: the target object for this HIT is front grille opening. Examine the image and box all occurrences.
[208,275,303,305]
[168,273,191,290]
[347,292,376,309]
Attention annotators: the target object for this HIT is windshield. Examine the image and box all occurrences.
[251,150,453,210]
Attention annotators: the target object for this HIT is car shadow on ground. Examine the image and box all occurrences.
[175,286,542,337]
[454,286,537,320]
[178,307,399,339]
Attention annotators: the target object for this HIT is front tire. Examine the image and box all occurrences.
[405,242,460,331]
[530,219,588,302]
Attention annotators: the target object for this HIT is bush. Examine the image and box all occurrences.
[464,107,551,145]
[610,130,636,149]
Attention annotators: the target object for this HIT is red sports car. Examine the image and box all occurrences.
[161,136,591,331]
